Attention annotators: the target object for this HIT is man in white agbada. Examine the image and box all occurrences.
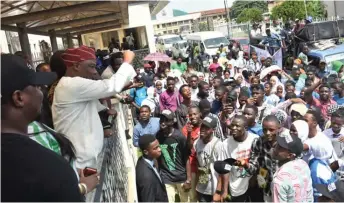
[52,47,137,169]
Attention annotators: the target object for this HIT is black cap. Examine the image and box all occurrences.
[202,115,217,128]
[315,181,344,202]
[160,109,175,120]
[1,54,57,102]
[276,131,303,156]
[214,158,237,174]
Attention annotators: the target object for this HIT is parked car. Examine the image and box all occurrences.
[230,37,250,53]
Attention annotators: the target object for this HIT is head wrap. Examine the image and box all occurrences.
[270,76,283,94]
[61,45,96,67]
[154,80,165,94]
[289,103,308,116]
[292,120,309,143]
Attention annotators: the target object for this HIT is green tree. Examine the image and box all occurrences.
[199,22,209,31]
[236,8,263,23]
[230,1,268,19]
[271,0,326,21]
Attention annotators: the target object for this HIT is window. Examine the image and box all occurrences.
[174,29,178,33]
[157,25,160,29]
[168,30,173,34]
[167,23,171,26]
[172,22,177,26]
[162,24,166,28]
[163,31,167,34]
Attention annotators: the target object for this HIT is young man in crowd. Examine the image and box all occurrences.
[140,63,155,87]
[217,116,259,202]
[243,104,263,136]
[175,84,198,130]
[171,56,187,74]
[156,110,192,202]
[211,86,227,115]
[193,81,210,103]
[332,82,344,105]
[182,106,202,202]
[133,105,160,147]
[272,132,313,202]
[303,110,337,164]
[264,82,280,106]
[1,54,83,201]
[248,84,273,125]
[188,74,199,101]
[236,115,281,202]
[52,47,136,169]
[160,77,180,112]
[305,80,336,121]
[193,115,223,202]
[199,99,225,141]
[136,135,168,202]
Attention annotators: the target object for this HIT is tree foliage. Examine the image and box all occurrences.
[271,0,326,21]
[230,1,268,19]
[199,22,209,31]
[236,8,263,23]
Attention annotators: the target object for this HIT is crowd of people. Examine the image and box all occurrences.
[2,34,344,202]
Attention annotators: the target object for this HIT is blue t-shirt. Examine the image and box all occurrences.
[309,158,337,202]
[333,94,344,105]
[248,123,263,136]
[130,87,148,106]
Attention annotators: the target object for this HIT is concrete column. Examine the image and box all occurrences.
[145,24,156,53]
[48,29,58,52]
[16,22,32,65]
[77,34,83,46]
[66,33,73,48]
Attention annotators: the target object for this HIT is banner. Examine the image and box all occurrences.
[250,45,271,62]
[272,48,282,68]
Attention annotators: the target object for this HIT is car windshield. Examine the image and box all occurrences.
[325,53,344,65]
[164,36,182,44]
[238,39,249,45]
[204,37,229,49]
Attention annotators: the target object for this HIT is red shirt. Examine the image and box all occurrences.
[182,125,200,173]
[312,97,336,120]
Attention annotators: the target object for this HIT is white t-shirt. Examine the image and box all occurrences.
[52,62,136,168]
[303,132,338,164]
[101,65,114,79]
[323,128,344,158]
[194,136,222,195]
[191,87,199,101]
[220,132,259,196]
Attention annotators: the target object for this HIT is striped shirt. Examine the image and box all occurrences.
[272,159,313,203]
[27,121,78,178]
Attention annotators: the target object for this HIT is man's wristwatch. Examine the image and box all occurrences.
[215,190,222,194]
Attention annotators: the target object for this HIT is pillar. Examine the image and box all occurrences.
[66,33,73,48]
[48,29,58,52]
[16,22,32,65]
[77,34,83,46]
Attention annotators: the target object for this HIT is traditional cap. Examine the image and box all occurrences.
[61,45,96,67]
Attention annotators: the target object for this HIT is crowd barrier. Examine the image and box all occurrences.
[86,99,138,202]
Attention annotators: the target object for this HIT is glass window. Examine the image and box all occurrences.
[203,37,230,49]
[164,36,182,44]
[162,24,166,28]
[157,25,160,29]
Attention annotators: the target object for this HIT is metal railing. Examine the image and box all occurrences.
[85,100,137,202]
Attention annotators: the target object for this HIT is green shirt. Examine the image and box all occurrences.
[28,121,78,177]
[170,62,187,73]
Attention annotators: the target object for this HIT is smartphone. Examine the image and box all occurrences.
[84,167,97,177]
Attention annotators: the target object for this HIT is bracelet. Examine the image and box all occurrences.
[79,183,88,194]
[78,184,85,195]
[215,190,222,194]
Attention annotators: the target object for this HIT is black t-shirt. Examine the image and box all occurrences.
[156,129,189,184]
[1,133,84,202]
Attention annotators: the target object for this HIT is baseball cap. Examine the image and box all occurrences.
[1,54,57,103]
[276,131,303,156]
[160,109,175,120]
[202,115,217,129]
[214,158,237,174]
[315,181,344,202]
